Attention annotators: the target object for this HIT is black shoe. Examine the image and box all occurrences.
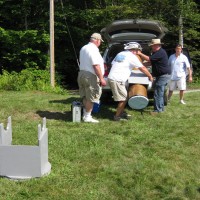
[114,116,128,121]
[120,112,131,119]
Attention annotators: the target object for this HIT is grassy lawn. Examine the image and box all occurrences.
[0,90,200,200]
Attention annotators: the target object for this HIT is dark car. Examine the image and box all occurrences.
[100,19,192,106]
[101,19,168,76]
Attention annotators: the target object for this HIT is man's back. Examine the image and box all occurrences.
[150,47,170,77]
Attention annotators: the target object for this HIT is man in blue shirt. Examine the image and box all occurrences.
[138,39,171,114]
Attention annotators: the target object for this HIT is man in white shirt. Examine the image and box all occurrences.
[168,44,193,104]
[108,42,153,121]
[78,33,106,123]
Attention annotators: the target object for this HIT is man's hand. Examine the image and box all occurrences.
[148,75,154,82]
[100,78,107,86]
[93,64,107,86]
[188,76,193,83]
[139,66,153,82]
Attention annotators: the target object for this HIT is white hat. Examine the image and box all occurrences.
[149,39,163,46]
[124,42,142,50]
[90,33,104,42]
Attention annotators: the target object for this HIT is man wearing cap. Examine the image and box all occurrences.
[108,42,153,121]
[78,33,106,123]
[138,39,171,114]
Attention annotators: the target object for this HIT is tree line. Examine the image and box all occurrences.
[0,0,199,88]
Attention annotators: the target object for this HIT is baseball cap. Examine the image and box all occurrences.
[90,33,104,42]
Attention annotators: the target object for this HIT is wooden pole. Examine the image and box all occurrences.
[179,15,183,47]
[50,0,55,87]
[179,0,184,47]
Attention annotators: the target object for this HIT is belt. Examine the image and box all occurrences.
[156,73,171,77]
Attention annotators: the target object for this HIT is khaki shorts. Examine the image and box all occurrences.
[77,70,102,103]
[108,78,127,101]
[169,76,186,91]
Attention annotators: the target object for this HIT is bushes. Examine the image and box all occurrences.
[0,69,66,94]
[0,28,49,73]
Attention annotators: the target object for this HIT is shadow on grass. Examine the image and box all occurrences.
[36,110,72,121]
[93,104,116,120]
[49,97,81,104]
[35,97,81,121]
[47,96,117,121]
[36,107,115,122]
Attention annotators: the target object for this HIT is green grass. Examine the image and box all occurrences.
[0,90,200,200]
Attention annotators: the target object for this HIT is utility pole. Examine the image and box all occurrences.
[179,14,183,47]
[179,0,184,47]
[50,0,55,87]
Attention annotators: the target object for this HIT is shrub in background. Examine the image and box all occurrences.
[0,69,66,94]
[0,28,49,73]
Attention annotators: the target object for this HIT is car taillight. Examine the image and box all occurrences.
[104,63,109,77]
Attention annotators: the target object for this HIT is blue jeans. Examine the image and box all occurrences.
[153,74,170,112]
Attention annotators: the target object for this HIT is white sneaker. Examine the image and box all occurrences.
[83,116,99,123]
[180,100,186,105]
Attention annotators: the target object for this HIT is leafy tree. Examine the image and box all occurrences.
[0,0,199,88]
[0,27,49,73]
